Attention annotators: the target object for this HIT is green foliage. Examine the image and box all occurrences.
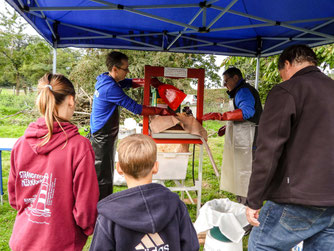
[0,92,37,126]
[222,55,281,103]
[222,44,334,103]
[314,44,334,69]
[0,7,83,92]
[70,49,222,94]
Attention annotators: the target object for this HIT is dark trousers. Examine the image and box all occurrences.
[90,108,119,200]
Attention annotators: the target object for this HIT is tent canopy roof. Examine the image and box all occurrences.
[6,0,334,57]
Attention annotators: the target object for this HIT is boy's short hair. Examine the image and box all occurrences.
[117,134,157,179]
[106,51,128,71]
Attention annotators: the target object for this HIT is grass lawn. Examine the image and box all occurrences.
[0,92,249,250]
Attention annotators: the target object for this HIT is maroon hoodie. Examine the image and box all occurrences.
[8,117,99,251]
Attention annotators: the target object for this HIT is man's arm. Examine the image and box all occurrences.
[234,88,255,120]
[247,86,296,209]
[106,85,143,115]
[118,79,133,89]
[119,78,164,89]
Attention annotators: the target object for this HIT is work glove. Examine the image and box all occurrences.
[218,125,226,136]
[150,78,165,89]
[141,105,176,116]
[202,109,243,121]
[132,78,165,89]
[132,78,145,88]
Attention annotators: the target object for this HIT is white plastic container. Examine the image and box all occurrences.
[118,127,136,139]
[204,231,242,251]
[153,152,192,180]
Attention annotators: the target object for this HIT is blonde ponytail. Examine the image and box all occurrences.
[36,73,75,146]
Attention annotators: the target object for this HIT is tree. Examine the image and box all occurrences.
[222,44,334,102]
[0,8,28,94]
[0,7,83,94]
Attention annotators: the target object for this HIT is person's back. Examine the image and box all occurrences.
[260,66,334,204]
[246,44,334,251]
[8,73,99,251]
[89,134,199,251]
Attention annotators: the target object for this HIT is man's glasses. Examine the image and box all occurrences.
[116,66,130,72]
[224,77,232,85]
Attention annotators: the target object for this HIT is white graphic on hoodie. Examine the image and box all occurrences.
[135,233,169,251]
[23,172,56,224]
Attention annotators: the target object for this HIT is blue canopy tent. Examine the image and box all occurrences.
[5,0,334,87]
[5,0,334,55]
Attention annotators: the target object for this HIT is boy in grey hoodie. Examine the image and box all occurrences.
[89,134,199,251]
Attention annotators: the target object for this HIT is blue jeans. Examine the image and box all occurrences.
[248,200,334,251]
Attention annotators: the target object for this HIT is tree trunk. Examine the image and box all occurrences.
[15,74,20,96]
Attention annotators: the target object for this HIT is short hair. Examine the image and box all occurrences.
[117,134,157,179]
[223,67,243,79]
[106,51,128,71]
[278,44,317,70]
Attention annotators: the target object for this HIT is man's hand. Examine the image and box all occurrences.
[151,78,165,89]
[141,106,176,116]
[202,112,224,121]
[202,109,244,121]
[218,125,226,136]
[132,78,145,88]
[246,207,261,227]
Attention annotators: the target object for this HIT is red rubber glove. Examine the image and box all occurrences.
[202,112,224,121]
[132,78,145,88]
[221,109,243,121]
[202,109,243,121]
[218,125,226,136]
[151,78,165,89]
[141,106,176,116]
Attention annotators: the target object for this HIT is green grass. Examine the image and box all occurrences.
[0,92,249,250]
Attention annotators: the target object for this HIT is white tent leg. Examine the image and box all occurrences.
[255,56,260,90]
[53,46,57,74]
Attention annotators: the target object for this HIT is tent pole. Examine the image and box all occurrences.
[255,56,260,90]
[53,44,57,74]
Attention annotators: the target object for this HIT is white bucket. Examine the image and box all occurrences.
[204,230,242,251]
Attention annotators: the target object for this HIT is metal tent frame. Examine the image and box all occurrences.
[6,0,334,57]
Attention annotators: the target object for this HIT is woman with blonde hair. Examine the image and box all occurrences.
[8,73,99,251]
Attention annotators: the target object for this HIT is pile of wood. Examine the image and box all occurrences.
[72,87,92,128]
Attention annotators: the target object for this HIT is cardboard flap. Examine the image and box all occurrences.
[150,114,208,141]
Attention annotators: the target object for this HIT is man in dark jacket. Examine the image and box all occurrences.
[246,44,334,250]
[202,67,262,204]
[90,51,173,200]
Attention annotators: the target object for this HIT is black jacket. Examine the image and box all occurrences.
[228,80,262,124]
[89,183,199,251]
[247,66,334,209]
